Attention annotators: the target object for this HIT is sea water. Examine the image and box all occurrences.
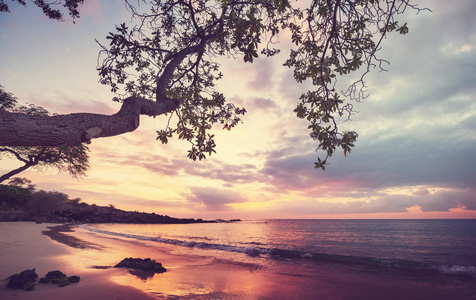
[84,219,476,279]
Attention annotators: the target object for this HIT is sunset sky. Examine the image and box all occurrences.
[1,0,475,219]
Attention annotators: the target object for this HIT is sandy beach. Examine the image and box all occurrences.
[0,222,158,300]
[1,222,475,300]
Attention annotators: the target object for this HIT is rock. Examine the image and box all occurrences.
[7,269,38,291]
[39,270,80,287]
[68,275,80,283]
[114,257,167,273]
[91,265,111,269]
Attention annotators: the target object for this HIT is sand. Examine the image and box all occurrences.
[0,222,157,300]
[1,222,475,300]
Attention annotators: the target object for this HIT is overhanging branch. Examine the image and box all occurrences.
[0,96,180,147]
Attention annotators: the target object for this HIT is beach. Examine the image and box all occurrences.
[1,222,475,300]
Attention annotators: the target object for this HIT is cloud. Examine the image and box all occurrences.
[79,0,106,24]
[2,0,475,219]
[246,58,276,92]
[184,186,246,211]
[124,154,180,177]
[244,97,281,115]
[269,186,476,216]
[180,159,262,185]
[20,89,117,115]
[418,188,476,212]
[258,132,476,194]
[0,68,17,78]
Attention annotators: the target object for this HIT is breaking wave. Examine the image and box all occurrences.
[82,225,475,279]
[437,265,476,278]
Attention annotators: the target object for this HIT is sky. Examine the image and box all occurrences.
[0,0,475,219]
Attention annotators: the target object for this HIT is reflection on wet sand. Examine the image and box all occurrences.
[3,223,475,300]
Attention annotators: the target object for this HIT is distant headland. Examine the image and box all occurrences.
[0,183,240,224]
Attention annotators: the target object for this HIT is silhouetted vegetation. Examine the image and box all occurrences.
[0,177,207,224]
[0,1,428,170]
[0,0,83,22]
[0,85,90,183]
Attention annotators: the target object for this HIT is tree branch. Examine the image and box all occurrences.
[0,148,30,163]
[156,38,210,100]
[0,96,180,147]
[0,162,36,183]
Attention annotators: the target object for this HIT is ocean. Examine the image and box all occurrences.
[84,219,476,280]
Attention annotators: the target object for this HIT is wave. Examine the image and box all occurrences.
[437,265,476,278]
[83,225,475,279]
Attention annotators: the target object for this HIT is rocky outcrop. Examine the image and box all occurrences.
[6,269,80,291]
[0,205,212,224]
[114,257,167,273]
[39,270,80,287]
[7,269,38,291]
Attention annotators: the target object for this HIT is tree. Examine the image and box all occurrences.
[8,177,36,191]
[0,178,35,209]
[27,190,69,215]
[0,86,90,183]
[0,0,428,169]
[0,0,83,21]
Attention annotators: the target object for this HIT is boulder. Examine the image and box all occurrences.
[39,270,80,287]
[7,269,38,291]
[114,257,167,273]
[68,275,81,283]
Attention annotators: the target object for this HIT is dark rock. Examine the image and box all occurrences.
[68,276,80,283]
[114,257,167,274]
[7,269,38,291]
[91,265,111,269]
[39,270,80,287]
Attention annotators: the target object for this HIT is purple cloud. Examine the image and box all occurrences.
[184,186,246,211]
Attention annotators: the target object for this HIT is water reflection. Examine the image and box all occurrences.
[127,269,156,281]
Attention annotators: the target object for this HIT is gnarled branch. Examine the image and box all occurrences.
[0,96,179,147]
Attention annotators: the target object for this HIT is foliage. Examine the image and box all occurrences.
[27,190,69,214]
[0,178,75,213]
[97,0,426,169]
[0,86,90,182]
[8,177,36,190]
[0,183,32,208]
[0,178,36,208]
[0,84,17,110]
[0,177,81,216]
[0,0,83,21]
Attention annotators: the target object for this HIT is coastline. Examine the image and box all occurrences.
[0,222,157,300]
[1,222,475,299]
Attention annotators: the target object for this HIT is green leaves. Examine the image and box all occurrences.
[95,0,420,168]
[243,46,259,63]
[156,128,173,144]
[281,0,419,169]
[0,89,90,180]
[0,85,18,111]
[187,134,216,161]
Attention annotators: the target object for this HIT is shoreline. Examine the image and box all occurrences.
[1,222,475,299]
[41,223,103,250]
[0,222,158,300]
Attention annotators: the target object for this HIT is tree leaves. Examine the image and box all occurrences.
[95,0,425,168]
[0,88,90,181]
[0,0,84,22]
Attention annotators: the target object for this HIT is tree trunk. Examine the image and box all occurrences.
[0,96,179,147]
[0,162,36,183]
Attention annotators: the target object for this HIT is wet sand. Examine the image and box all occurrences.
[0,222,157,300]
[1,222,475,299]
